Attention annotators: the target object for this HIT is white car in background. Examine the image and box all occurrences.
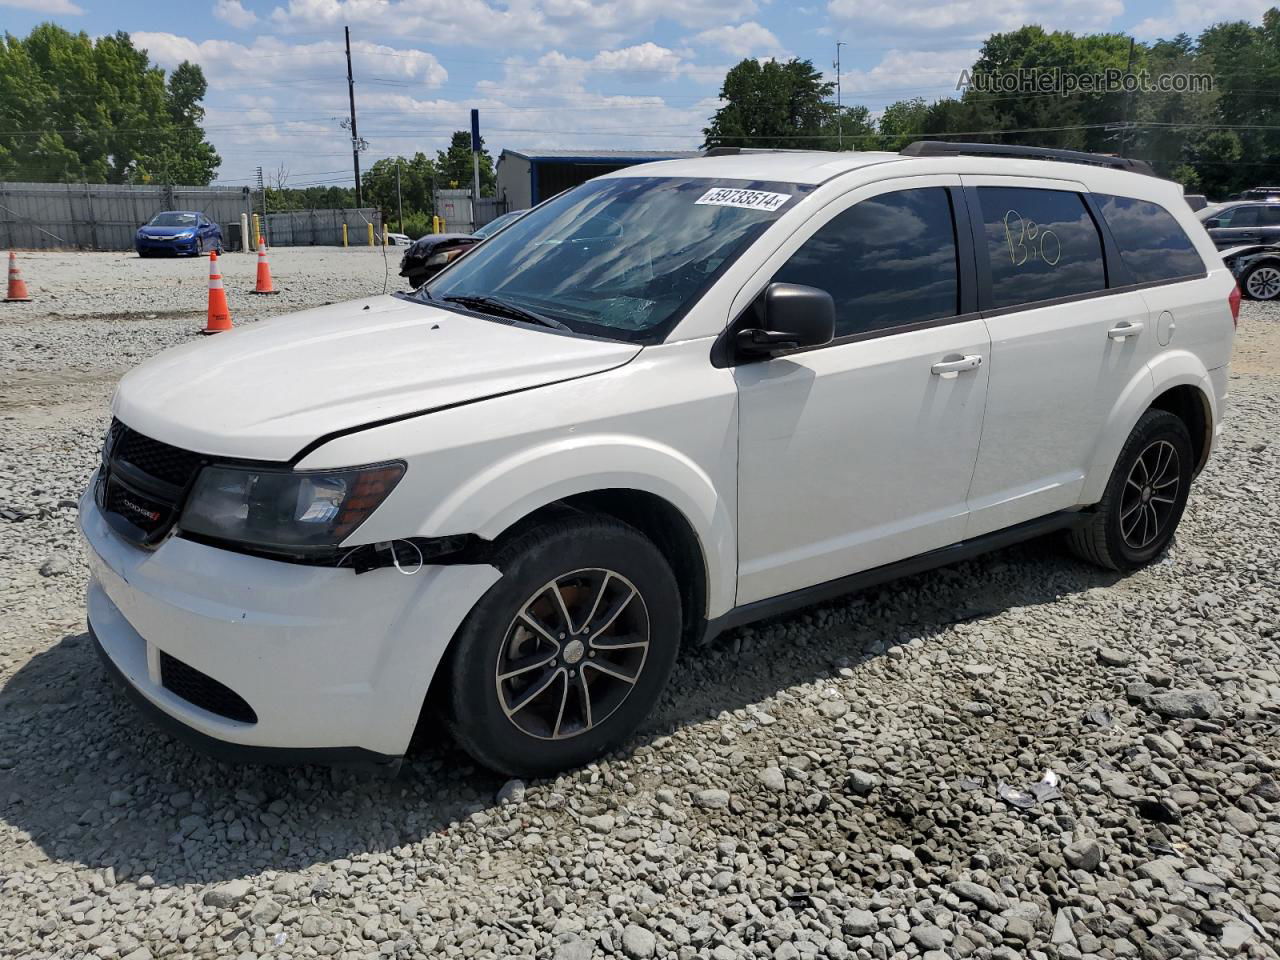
[82,142,1236,776]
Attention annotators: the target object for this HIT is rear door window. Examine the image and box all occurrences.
[1095,194,1205,284]
[1227,206,1261,227]
[977,187,1106,309]
[771,186,959,338]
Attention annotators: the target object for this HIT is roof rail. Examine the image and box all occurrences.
[702,146,831,157]
[900,140,1154,175]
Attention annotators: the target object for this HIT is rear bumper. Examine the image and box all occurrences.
[80,482,501,762]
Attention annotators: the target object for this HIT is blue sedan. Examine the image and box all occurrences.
[135,211,223,257]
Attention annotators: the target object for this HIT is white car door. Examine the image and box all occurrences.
[732,178,991,605]
[959,177,1155,538]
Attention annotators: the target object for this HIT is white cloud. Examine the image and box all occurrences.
[213,0,258,28]
[263,0,757,48]
[839,48,980,105]
[0,0,83,11]
[1132,0,1271,38]
[132,33,448,88]
[692,21,787,58]
[827,0,1123,41]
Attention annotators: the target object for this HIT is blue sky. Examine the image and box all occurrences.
[0,0,1270,188]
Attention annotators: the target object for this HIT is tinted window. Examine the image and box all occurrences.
[1263,205,1280,225]
[1227,206,1260,227]
[978,187,1105,308]
[772,187,958,338]
[1096,195,1204,283]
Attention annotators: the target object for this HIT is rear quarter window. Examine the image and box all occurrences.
[977,187,1106,309]
[1096,195,1205,284]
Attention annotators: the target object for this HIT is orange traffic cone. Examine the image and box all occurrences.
[250,241,279,295]
[5,251,32,302]
[202,251,232,334]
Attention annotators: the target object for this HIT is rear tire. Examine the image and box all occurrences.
[1069,409,1193,571]
[443,515,681,777]
[1243,261,1280,300]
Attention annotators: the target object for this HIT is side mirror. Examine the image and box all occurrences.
[737,283,836,358]
[1205,218,1221,229]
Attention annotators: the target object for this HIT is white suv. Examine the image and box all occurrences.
[81,142,1237,776]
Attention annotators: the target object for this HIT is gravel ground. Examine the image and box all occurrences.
[1,252,1277,960]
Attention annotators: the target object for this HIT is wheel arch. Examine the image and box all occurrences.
[1080,353,1216,505]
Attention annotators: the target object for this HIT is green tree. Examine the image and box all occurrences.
[704,58,862,150]
[362,152,438,226]
[0,23,219,184]
[435,131,495,196]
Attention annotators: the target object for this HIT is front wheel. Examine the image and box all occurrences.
[1243,261,1280,300]
[443,515,681,776]
[1069,409,1194,571]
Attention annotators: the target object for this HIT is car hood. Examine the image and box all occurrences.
[112,295,641,461]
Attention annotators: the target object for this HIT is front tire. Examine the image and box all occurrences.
[1069,409,1193,572]
[443,515,681,777]
[1243,261,1280,300]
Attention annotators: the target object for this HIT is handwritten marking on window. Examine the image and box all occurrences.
[1003,210,1061,267]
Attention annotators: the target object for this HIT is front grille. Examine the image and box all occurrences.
[108,419,205,488]
[99,419,205,545]
[159,652,258,724]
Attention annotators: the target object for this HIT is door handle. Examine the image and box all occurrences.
[1107,321,1144,341]
[930,354,983,377]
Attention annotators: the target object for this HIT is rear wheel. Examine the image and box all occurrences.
[1243,262,1280,300]
[443,515,681,777]
[1069,409,1193,571]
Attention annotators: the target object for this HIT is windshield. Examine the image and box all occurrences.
[473,210,523,239]
[423,176,809,342]
[149,212,197,226]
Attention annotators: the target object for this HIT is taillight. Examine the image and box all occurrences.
[1228,284,1241,328]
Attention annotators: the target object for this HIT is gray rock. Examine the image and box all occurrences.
[758,767,786,792]
[1145,689,1221,719]
[1063,838,1102,872]
[496,779,526,805]
[39,554,70,577]
[554,936,594,960]
[203,879,253,908]
[952,879,1008,913]
[846,770,879,795]
[1224,807,1258,834]
[1098,647,1132,666]
[693,789,730,809]
[843,908,877,937]
[622,924,657,959]
[911,925,946,951]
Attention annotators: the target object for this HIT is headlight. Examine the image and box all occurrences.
[425,251,450,266]
[180,462,405,555]
[176,231,195,239]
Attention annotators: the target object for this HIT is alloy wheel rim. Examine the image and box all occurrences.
[495,568,650,741]
[1120,439,1180,550]
[1247,266,1280,299]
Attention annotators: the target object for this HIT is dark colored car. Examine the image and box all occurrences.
[398,233,481,288]
[136,211,223,257]
[1222,243,1280,300]
[1199,201,1280,249]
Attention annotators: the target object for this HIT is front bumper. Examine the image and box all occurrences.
[80,485,500,763]
[136,236,199,255]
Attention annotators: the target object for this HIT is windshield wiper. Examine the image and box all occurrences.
[442,294,571,331]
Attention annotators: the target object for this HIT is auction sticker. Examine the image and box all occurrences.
[695,187,792,212]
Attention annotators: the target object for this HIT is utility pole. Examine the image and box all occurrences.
[1119,36,1136,158]
[256,165,267,246]
[345,25,362,207]
[470,108,481,228]
[395,159,403,234]
[835,41,846,150]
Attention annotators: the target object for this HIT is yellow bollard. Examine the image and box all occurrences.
[342,223,348,247]
[252,213,261,250]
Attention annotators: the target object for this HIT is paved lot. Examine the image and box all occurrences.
[1,251,1277,959]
